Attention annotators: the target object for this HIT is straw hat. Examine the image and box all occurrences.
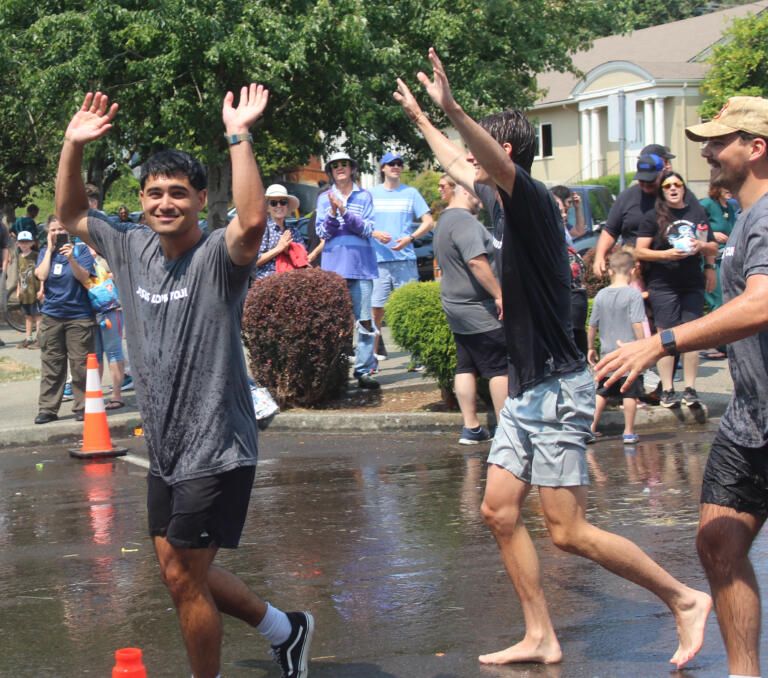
[265,184,300,213]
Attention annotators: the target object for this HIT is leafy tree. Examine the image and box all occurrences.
[698,9,768,119]
[2,0,622,226]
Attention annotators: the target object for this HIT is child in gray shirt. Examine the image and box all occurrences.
[588,249,646,443]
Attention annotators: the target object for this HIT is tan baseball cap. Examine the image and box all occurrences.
[686,96,768,142]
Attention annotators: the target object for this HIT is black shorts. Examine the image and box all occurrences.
[701,430,768,516]
[147,465,256,549]
[454,328,507,378]
[20,301,40,316]
[648,286,704,329]
[596,373,644,399]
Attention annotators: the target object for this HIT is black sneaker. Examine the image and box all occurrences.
[660,389,681,408]
[270,611,314,678]
[681,387,701,406]
[357,373,380,390]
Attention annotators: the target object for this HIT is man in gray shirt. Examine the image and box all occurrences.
[597,96,768,678]
[434,184,507,444]
[54,88,313,678]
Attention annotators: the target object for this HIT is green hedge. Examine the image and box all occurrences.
[385,281,455,392]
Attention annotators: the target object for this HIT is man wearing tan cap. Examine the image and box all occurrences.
[596,95,768,678]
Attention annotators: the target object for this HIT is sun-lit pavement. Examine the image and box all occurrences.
[2,426,766,677]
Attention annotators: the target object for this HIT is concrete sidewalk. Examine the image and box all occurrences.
[0,321,734,449]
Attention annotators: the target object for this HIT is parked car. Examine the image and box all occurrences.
[567,184,615,255]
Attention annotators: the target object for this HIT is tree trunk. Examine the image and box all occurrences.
[207,160,231,231]
[0,201,16,231]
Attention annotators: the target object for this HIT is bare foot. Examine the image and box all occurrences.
[479,636,562,665]
[668,589,712,669]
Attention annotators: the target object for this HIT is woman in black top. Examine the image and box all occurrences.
[635,171,718,408]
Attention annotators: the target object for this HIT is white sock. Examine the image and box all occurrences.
[255,602,291,646]
[729,674,762,677]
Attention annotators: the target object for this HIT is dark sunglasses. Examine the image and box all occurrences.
[385,160,404,167]
[662,181,684,189]
[330,160,350,169]
[269,199,289,206]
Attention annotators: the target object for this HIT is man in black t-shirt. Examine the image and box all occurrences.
[395,49,711,670]
[54,88,313,678]
[592,153,663,275]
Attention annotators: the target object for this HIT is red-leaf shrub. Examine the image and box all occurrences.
[581,246,616,298]
[242,268,354,408]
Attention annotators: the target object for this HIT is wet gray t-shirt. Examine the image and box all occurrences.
[434,207,501,335]
[719,191,768,447]
[88,212,259,482]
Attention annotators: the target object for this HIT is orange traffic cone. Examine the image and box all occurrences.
[69,353,127,459]
[112,647,147,677]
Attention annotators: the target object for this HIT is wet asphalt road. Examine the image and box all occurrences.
[2,425,767,677]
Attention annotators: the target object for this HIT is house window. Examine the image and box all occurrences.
[537,123,553,158]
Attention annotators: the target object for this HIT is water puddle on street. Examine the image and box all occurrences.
[1,426,766,676]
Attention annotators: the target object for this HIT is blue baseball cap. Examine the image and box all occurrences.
[380,151,403,166]
[635,153,664,182]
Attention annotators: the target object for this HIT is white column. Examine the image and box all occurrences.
[643,99,654,148]
[654,98,666,147]
[590,108,601,178]
[581,110,592,179]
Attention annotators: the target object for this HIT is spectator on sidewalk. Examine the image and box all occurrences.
[433,184,507,444]
[316,151,391,389]
[15,231,42,348]
[588,249,646,443]
[634,170,718,408]
[253,184,304,280]
[0,221,9,347]
[34,216,96,424]
[550,185,585,244]
[370,151,433,362]
[11,204,40,244]
[592,154,664,275]
[83,245,126,409]
[700,184,739,359]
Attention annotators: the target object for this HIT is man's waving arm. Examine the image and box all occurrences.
[224,84,270,266]
[55,92,119,247]
[402,48,517,196]
[393,78,476,195]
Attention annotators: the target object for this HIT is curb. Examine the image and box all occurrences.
[0,400,721,450]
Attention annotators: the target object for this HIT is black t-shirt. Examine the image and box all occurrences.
[636,201,715,290]
[605,183,701,245]
[604,184,656,245]
[497,166,584,398]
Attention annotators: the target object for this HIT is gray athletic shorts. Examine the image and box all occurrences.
[488,368,594,487]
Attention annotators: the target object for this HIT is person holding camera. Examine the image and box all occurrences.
[33,215,96,424]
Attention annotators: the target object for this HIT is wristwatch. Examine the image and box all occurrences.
[224,133,253,146]
[703,263,716,270]
[660,329,677,355]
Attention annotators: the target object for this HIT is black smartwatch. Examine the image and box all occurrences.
[660,329,677,355]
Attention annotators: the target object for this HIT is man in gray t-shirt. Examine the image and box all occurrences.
[434,185,507,444]
[597,96,768,676]
[53,88,313,678]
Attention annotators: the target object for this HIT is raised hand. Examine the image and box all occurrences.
[222,84,269,135]
[416,47,458,114]
[64,92,118,146]
[393,78,427,123]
